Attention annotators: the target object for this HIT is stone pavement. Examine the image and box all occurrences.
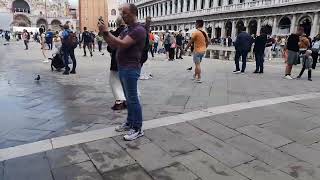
[2,40,320,179]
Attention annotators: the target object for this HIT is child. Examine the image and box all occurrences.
[297,50,313,81]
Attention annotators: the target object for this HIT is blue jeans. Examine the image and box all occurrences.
[235,50,249,72]
[118,67,143,130]
[63,47,77,72]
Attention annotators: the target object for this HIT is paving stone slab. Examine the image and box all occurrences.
[187,134,255,167]
[279,160,320,180]
[102,164,153,180]
[4,153,53,180]
[82,138,135,173]
[144,127,198,156]
[150,162,199,180]
[263,124,320,146]
[190,118,240,140]
[52,161,103,180]
[234,160,295,180]
[5,128,52,142]
[113,135,151,150]
[175,150,248,180]
[237,125,292,148]
[280,143,320,166]
[226,135,297,169]
[166,122,206,139]
[46,145,90,169]
[125,143,175,172]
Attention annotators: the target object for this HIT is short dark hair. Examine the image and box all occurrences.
[84,27,87,30]
[196,20,204,27]
[128,4,138,17]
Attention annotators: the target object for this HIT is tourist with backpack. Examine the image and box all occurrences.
[80,27,93,57]
[22,29,30,50]
[61,24,78,75]
[46,29,54,50]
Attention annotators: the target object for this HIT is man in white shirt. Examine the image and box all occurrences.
[153,32,160,54]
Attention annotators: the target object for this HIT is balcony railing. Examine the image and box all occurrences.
[138,0,307,22]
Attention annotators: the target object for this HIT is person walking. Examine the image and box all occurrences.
[107,17,127,110]
[22,29,30,50]
[149,31,154,58]
[176,30,184,59]
[39,28,48,63]
[185,20,209,83]
[90,31,96,53]
[284,26,305,79]
[80,27,93,57]
[297,50,313,81]
[311,35,320,69]
[264,35,274,61]
[253,29,267,74]
[233,26,254,74]
[164,30,171,59]
[153,32,160,54]
[99,3,146,141]
[96,34,104,52]
[61,24,77,75]
[168,32,176,61]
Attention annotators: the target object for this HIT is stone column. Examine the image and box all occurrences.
[190,0,194,11]
[244,19,249,33]
[167,1,171,15]
[151,6,154,17]
[257,18,261,35]
[272,16,277,35]
[221,21,226,38]
[310,12,319,38]
[183,0,188,12]
[172,0,176,14]
[197,0,202,10]
[290,14,296,34]
[231,20,236,39]
[147,6,150,17]
[212,23,216,38]
[205,0,210,9]
[177,0,181,13]
[158,3,161,17]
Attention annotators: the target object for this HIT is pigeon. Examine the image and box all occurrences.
[187,67,192,71]
[34,75,40,81]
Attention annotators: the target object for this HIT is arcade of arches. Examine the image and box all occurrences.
[151,13,320,39]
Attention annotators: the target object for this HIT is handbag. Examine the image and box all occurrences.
[171,43,176,48]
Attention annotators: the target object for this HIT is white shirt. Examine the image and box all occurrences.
[154,34,160,43]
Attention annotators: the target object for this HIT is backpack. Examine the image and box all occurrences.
[65,31,78,49]
[164,34,170,45]
[141,32,150,65]
[26,32,30,40]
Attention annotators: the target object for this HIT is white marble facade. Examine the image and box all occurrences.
[0,0,76,31]
[129,0,320,38]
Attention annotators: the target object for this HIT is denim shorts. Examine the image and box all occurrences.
[193,52,205,64]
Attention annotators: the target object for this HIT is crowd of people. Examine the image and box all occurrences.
[2,2,319,141]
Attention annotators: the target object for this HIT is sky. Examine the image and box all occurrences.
[68,0,78,8]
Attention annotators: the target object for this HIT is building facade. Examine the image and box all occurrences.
[130,0,320,39]
[108,0,122,30]
[79,0,108,32]
[0,0,76,31]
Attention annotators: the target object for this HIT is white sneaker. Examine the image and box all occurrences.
[284,75,293,80]
[43,59,49,63]
[115,123,131,132]
[195,79,202,83]
[123,129,144,141]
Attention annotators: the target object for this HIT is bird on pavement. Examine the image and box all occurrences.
[187,67,192,71]
[34,75,40,81]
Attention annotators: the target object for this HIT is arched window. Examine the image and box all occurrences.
[111,9,116,16]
